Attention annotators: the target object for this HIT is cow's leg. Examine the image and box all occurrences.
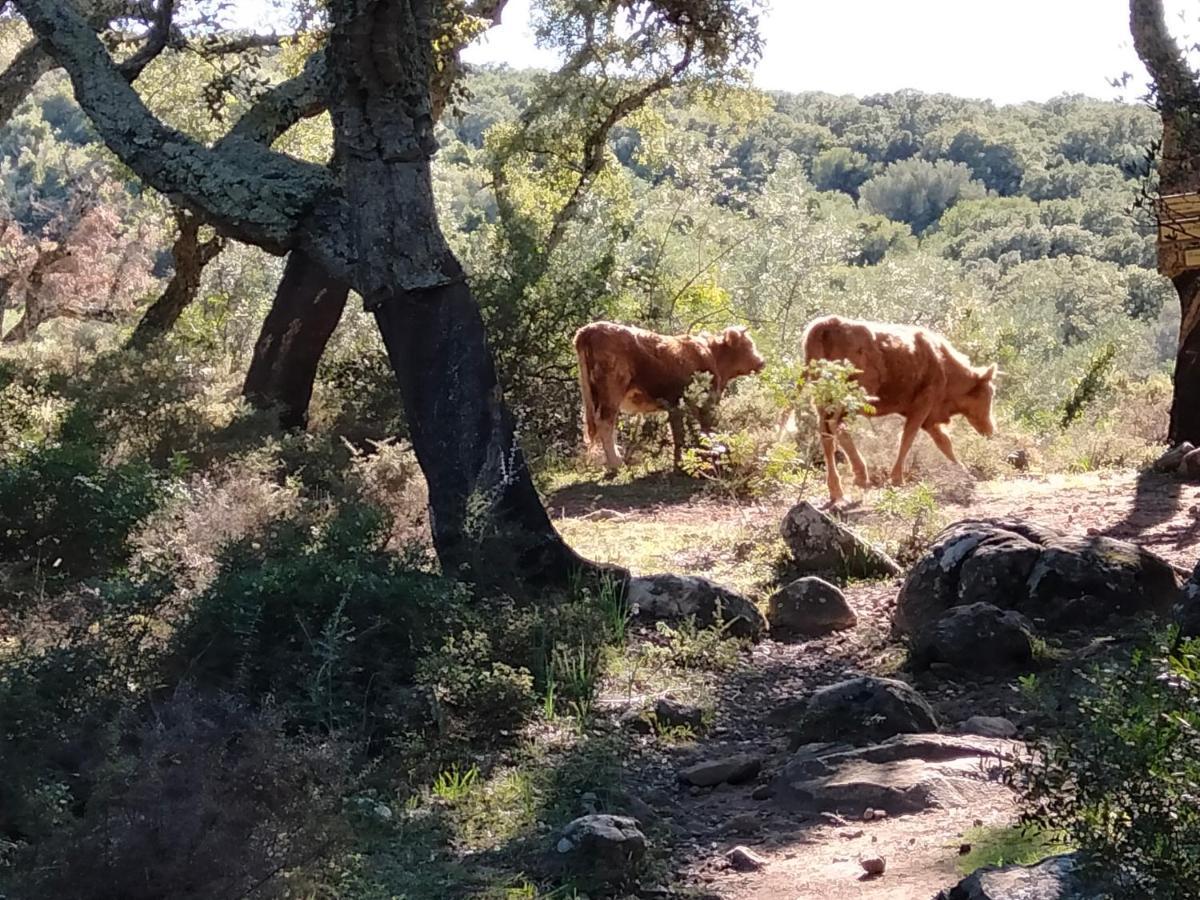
[891,412,927,486]
[668,405,687,471]
[819,410,845,504]
[925,422,971,476]
[837,429,870,488]
[596,415,623,477]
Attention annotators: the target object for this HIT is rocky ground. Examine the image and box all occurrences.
[548,468,1200,899]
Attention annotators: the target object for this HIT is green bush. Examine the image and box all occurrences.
[168,501,466,739]
[0,437,163,585]
[1016,635,1200,897]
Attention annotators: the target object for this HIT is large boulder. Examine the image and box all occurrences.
[896,518,1180,636]
[939,854,1097,900]
[911,602,1036,673]
[772,733,1018,818]
[786,675,938,748]
[627,574,767,638]
[781,502,901,579]
[767,576,857,637]
[552,814,646,885]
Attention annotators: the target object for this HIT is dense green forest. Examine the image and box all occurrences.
[1,60,1175,460]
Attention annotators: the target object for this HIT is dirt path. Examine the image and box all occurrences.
[553,469,1200,899]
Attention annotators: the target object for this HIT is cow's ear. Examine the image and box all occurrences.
[982,364,997,382]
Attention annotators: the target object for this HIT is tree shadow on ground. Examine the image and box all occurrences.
[1099,470,1200,553]
[545,469,708,518]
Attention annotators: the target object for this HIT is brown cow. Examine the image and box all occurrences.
[802,315,997,504]
[575,321,765,475]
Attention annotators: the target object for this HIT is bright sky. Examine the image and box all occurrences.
[231,1,1197,105]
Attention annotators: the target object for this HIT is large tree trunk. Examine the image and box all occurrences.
[1169,271,1200,443]
[322,0,597,588]
[241,249,350,431]
[374,258,590,585]
[126,213,223,350]
[1132,0,1200,444]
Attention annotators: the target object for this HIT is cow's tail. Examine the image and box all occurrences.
[575,330,599,447]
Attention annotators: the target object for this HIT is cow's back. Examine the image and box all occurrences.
[576,321,712,405]
[803,315,947,413]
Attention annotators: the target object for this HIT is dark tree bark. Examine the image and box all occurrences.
[1131,0,1200,444]
[126,212,223,349]
[242,249,349,430]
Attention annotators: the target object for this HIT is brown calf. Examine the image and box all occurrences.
[802,315,997,504]
[574,321,765,474]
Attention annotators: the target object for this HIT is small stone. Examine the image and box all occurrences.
[722,813,761,835]
[767,576,857,637]
[862,808,875,821]
[751,784,774,801]
[678,754,763,787]
[1006,449,1029,471]
[726,845,768,872]
[861,857,886,876]
[820,812,850,827]
[840,829,865,839]
[874,810,887,820]
[619,706,654,734]
[959,715,1018,739]
[551,815,646,884]
[655,697,706,731]
[959,843,972,855]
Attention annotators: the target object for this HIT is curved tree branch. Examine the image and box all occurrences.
[222,47,329,147]
[1131,0,1200,113]
[0,39,55,123]
[14,0,336,252]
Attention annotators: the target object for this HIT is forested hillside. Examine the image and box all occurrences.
[1,60,1174,459]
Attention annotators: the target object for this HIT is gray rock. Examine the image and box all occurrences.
[861,856,886,876]
[1181,447,1200,479]
[618,706,654,734]
[772,733,1017,819]
[767,576,857,637]
[911,602,1036,674]
[552,814,646,885]
[655,697,706,731]
[959,716,1018,739]
[896,518,1180,636]
[627,574,767,638]
[678,753,763,787]
[1153,442,1195,473]
[939,854,1097,899]
[788,676,939,748]
[726,845,768,871]
[781,502,901,579]
[1006,449,1029,471]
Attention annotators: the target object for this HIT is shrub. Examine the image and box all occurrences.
[1016,635,1200,897]
[167,501,466,740]
[7,691,349,900]
[0,437,163,586]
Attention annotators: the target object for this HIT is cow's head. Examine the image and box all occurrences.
[961,363,998,437]
[712,325,765,379]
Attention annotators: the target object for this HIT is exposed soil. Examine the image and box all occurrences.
[551,467,1200,899]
